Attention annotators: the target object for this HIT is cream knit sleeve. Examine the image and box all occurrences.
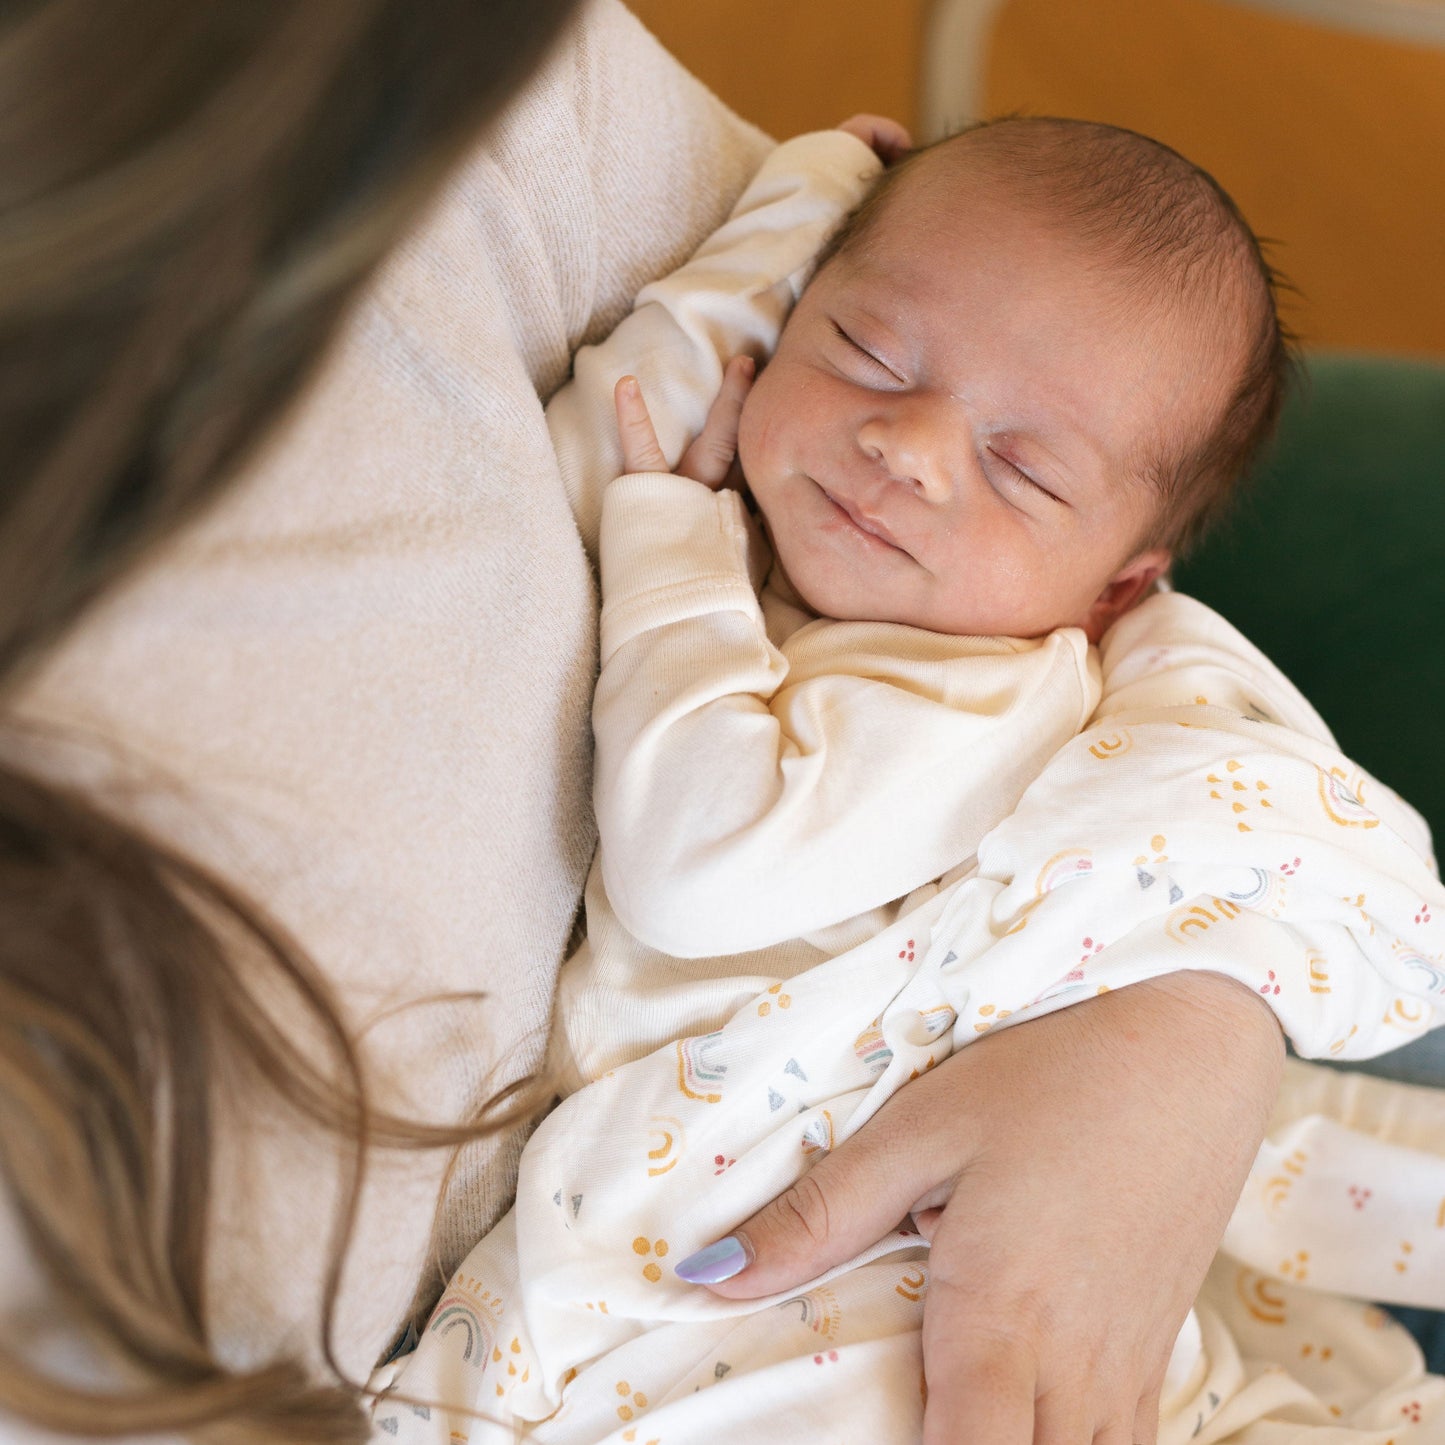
[546,130,882,556]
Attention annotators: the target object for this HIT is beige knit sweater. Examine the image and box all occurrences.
[3,0,770,1395]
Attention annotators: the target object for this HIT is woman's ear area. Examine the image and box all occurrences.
[1077,547,1173,645]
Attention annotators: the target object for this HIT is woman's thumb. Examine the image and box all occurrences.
[672,1144,915,1300]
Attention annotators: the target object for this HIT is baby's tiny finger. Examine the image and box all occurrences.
[678,356,754,490]
[614,375,669,473]
[877,118,913,163]
[836,114,913,164]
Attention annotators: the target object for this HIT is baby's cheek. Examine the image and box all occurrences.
[743,356,837,475]
[736,386,781,484]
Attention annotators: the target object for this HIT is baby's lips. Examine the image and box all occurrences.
[821,485,908,553]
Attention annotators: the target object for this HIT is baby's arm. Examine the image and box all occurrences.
[546,128,883,556]
[909,587,1440,1063]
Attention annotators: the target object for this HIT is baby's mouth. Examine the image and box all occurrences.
[818,485,907,554]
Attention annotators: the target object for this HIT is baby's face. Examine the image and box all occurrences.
[738,151,1220,641]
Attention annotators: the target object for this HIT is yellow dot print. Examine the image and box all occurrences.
[615,1381,650,1425]
[633,1237,670,1282]
[757,982,792,1016]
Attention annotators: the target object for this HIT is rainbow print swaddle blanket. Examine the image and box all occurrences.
[372,700,1445,1444]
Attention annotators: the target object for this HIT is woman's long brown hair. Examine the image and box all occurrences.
[0,1,579,1438]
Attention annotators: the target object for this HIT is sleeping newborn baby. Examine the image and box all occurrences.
[372,118,1445,1445]
[556,114,1297,1079]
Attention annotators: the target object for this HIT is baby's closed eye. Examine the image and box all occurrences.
[985,448,1064,504]
[830,322,904,385]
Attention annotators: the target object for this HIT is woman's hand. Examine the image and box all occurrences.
[682,971,1284,1445]
[613,357,753,491]
[836,113,912,165]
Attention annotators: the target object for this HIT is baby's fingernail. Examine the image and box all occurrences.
[674,1234,752,1284]
[738,356,755,378]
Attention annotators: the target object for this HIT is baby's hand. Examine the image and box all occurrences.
[836,113,912,165]
[613,356,753,492]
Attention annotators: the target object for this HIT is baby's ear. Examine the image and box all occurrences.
[1078,549,1172,645]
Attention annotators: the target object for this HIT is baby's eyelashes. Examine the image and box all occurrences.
[985,448,1065,505]
[830,322,905,386]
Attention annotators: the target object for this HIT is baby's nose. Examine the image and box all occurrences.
[857,409,954,503]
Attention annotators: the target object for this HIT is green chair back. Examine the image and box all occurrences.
[1174,352,1445,848]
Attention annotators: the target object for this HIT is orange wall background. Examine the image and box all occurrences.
[986,0,1445,355]
[626,0,929,139]
[625,1,1445,355]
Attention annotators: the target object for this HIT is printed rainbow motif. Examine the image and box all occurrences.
[428,1292,495,1368]
[1316,766,1380,829]
[1166,896,1241,945]
[1261,1148,1307,1214]
[647,1115,685,1176]
[801,1110,835,1156]
[1035,849,1093,896]
[676,1032,727,1103]
[782,1286,841,1338]
[1385,996,1431,1030]
[1234,1268,1287,1326]
[1393,940,1445,995]
[896,1266,926,1303]
[1087,729,1133,761]
[916,1004,957,1039]
[1227,866,1285,916]
[1022,967,1089,1011]
[853,1019,893,1076]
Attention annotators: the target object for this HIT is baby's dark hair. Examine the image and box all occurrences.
[821,116,1297,555]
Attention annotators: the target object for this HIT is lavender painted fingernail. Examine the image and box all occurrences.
[674,1234,752,1284]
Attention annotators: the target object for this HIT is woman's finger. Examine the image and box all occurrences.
[677,355,754,489]
[921,1320,1037,1445]
[1129,1380,1164,1445]
[614,375,669,473]
[1092,1412,1142,1445]
[674,1135,920,1298]
[1029,1383,1092,1445]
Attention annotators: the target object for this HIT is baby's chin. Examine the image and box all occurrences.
[768,550,1075,637]
[754,529,821,619]
[768,553,906,628]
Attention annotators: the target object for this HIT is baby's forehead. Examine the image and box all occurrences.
[871,121,1253,300]
[853,129,1255,371]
